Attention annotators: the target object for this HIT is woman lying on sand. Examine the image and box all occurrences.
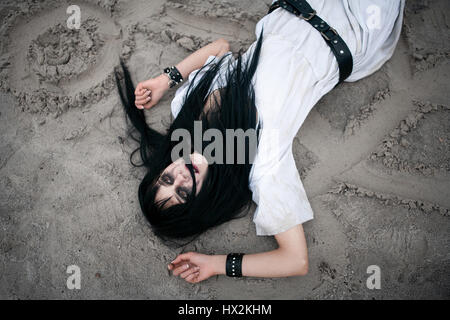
[115,0,405,283]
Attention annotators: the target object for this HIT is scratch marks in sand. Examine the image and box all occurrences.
[0,1,134,118]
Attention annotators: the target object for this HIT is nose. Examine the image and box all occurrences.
[174,166,191,186]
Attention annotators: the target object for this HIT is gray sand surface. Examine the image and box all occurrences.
[0,0,449,299]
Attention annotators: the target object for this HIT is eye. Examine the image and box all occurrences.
[161,173,172,184]
[178,188,190,201]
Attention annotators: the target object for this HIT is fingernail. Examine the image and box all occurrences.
[138,105,144,109]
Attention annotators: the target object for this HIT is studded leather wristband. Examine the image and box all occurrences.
[226,253,244,277]
[163,66,184,88]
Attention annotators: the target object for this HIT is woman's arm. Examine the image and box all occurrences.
[168,224,309,283]
[215,224,309,278]
[134,38,230,109]
[174,38,230,81]
[154,38,230,92]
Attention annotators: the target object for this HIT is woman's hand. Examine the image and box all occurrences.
[168,252,226,284]
[134,74,169,110]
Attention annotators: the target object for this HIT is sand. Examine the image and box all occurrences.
[0,0,449,299]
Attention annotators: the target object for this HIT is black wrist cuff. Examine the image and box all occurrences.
[226,253,244,277]
[163,66,184,88]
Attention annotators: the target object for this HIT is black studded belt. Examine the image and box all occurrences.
[268,0,353,84]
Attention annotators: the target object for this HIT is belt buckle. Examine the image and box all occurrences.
[300,10,316,21]
[321,27,337,41]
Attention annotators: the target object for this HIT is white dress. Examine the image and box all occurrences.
[170,0,405,236]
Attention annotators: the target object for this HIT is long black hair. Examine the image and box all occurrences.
[115,28,264,244]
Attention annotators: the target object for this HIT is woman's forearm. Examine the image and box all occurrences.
[156,38,230,92]
[212,249,308,278]
[175,38,230,80]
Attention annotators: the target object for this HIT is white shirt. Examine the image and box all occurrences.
[171,0,405,236]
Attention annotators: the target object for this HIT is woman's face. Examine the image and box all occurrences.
[154,152,209,208]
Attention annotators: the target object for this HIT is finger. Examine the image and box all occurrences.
[136,90,151,97]
[135,96,152,105]
[134,96,144,105]
[185,272,200,283]
[168,261,185,270]
[134,100,145,109]
[136,87,150,97]
[136,90,151,100]
[180,266,200,279]
[135,90,151,100]
[137,89,147,97]
[135,98,151,109]
[172,263,191,276]
[134,94,151,104]
[171,252,194,265]
[134,83,143,96]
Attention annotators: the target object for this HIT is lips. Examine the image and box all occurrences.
[189,153,203,174]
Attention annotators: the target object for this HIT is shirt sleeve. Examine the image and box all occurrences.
[250,146,315,236]
[170,52,234,119]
